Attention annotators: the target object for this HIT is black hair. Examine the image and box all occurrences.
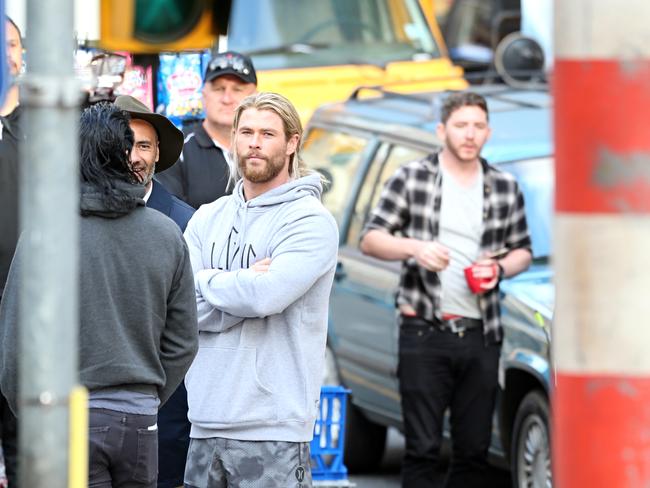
[5,16,23,47]
[79,102,137,210]
[440,91,489,124]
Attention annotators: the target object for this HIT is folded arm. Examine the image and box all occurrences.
[196,212,338,320]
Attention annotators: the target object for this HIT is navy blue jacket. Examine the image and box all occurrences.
[147,179,195,231]
[146,179,195,488]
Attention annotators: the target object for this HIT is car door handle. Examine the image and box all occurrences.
[334,262,347,281]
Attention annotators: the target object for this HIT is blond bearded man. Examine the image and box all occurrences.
[182,93,338,488]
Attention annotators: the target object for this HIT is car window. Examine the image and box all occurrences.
[347,143,430,245]
[445,0,493,51]
[443,0,520,60]
[302,128,371,225]
[229,0,440,70]
[346,143,389,245]
[498,156,553,259]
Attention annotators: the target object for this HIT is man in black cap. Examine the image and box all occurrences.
[114,95,196,488]
[156,51,257,209]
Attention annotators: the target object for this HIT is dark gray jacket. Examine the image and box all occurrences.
[0,105,24,298]
[0,181,198,412]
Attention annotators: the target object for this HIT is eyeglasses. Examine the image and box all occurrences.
[208,53,253,76]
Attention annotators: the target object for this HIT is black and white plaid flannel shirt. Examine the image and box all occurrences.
[363,152,531,344]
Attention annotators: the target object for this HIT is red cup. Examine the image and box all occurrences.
[464,264,494,294]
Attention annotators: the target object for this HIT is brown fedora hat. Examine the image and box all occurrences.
[114,95,183,173]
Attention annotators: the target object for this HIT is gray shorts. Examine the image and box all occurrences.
[184,437,312,488]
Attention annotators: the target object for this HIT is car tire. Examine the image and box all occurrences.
[343,397,387,473]
[511,390,552,488]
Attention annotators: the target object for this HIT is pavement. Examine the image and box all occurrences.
[346,428,512,488]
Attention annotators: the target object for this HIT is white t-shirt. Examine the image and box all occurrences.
[438,166,484,319]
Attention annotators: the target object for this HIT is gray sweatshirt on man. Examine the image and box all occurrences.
[184,173,338,442]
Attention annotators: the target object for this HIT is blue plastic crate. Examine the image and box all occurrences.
[310,386,351,481]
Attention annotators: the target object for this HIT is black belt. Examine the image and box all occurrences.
[437,316,482,336]
[401,315,483,337]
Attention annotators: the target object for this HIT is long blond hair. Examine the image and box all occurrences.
[230,92,314,182]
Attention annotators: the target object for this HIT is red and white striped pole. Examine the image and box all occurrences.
[554,1,650,486]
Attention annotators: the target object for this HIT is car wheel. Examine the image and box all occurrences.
[344,397,387,473]
[511,390,552,488]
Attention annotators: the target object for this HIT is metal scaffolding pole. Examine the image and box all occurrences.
[18,0,80,486]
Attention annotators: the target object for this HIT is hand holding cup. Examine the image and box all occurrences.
[464,259,499,294]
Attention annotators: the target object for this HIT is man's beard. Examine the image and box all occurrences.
[238,152,286,183]
[141,167,155,187]
[446,139,480,163]
[135,163,156,187]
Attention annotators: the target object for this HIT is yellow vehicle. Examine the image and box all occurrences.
[227,0,467,123]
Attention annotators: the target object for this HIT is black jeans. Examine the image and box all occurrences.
[0,391,17,487]
[398,316,500,488]
[89,408,158,488]
[157,383,190,488]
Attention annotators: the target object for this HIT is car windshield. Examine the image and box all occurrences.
[499,157,553,261]
[228,0,440,70]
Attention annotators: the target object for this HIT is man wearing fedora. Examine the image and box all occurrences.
[114,95,194,231]
[114,95,196,488]
[156,51,257,209]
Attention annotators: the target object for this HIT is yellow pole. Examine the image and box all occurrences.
[68,386,88,488]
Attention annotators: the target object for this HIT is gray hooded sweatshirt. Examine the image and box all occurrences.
[183,173,338,442]
[0,181,198,413]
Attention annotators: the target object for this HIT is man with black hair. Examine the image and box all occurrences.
[0,103,198,487]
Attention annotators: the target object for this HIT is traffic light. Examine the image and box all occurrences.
[99,0,231,53]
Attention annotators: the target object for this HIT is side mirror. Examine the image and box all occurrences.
[494,33,545,87]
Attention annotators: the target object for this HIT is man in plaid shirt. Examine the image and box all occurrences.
[360,91,532,487]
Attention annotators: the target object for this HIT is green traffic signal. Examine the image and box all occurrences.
[100,0,225,52]
[134,0,205,43]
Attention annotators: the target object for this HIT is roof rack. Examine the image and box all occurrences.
[346,86,454,124]
[347,79,548,119]
[347,85,453,103]
[347,67,547,100]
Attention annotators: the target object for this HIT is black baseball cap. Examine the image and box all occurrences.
[204,51,257,85]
